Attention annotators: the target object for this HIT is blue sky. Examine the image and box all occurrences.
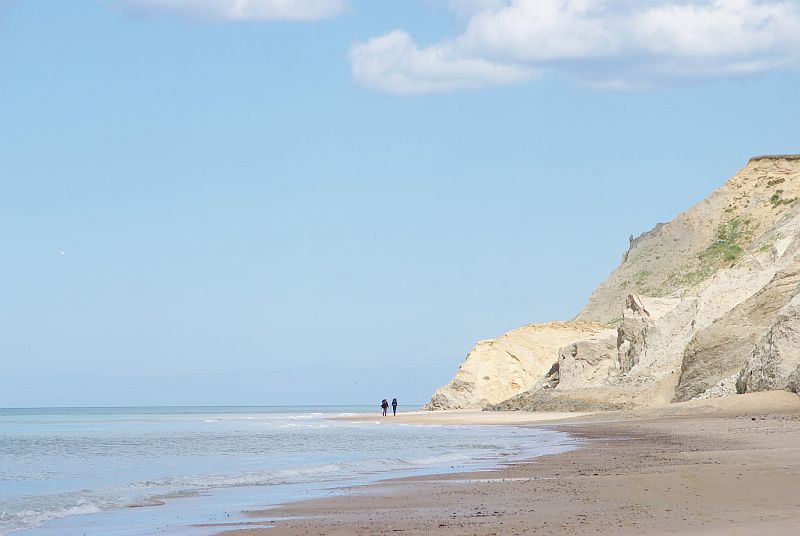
[1,0,799,407]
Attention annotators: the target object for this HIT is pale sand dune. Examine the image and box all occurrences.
[216,391,800,536]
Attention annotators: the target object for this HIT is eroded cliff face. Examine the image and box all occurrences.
[737,292,800,395]
[674,267,800,402]
[422,321,611,410]
[426,155,800,411]
[579,155,800,323]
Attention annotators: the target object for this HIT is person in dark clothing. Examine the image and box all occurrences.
[381,399,388,417]
[391,398,398,416]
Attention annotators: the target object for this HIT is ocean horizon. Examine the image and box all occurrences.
[0,406,577,536]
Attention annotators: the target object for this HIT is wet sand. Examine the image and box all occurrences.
[215,391,800,535]
[336,409,591,426]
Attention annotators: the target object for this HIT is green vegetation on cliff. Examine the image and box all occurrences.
[700,217,749,263]
[662,217,752,294]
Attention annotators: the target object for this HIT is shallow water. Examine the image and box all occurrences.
[0,406,577,535]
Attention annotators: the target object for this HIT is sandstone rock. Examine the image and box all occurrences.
[616,294,697,381]
[737,293,800,394]
[556,331,618,390]
[483,293,694,410]
[540,362,560,389]
[673,267,800,402]
[692,374,738,400]
[422,321,609,410]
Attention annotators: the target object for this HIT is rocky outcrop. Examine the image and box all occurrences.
[425,155,800,411]
[737,293,800,394]
[674,267,800,401]
[557,332,618,389]
[422,321,609,410]
[486,387,636,412]
[616,294,698,381]
[502,293,697,410]
[693,374,738,400]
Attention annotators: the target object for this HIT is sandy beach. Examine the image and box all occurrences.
[215,391,800,535]
[335,409,592,426]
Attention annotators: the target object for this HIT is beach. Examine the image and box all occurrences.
[1,406,574,536]
[216,391,800,535]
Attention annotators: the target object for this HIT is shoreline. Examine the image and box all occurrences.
[335,409,592,426]
[213,391,800,535]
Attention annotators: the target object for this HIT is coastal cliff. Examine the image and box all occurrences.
[424,155,800,411]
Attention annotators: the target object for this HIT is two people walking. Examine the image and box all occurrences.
[381,398,398,416]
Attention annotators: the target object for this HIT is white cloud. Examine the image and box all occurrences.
[633,0,800,57]
[445,0,508,21]
[348,30,532,95]
[458,0,620,61]
[350,0,800,94]
[121,0,348,21]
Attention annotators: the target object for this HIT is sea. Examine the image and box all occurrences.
[0,406,577,535]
